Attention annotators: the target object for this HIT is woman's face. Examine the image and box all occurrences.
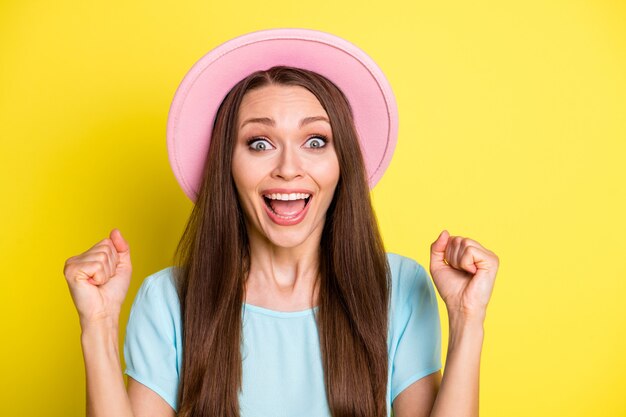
[232,84,340,249]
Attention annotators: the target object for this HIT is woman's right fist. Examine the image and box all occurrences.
[63,228,132,327]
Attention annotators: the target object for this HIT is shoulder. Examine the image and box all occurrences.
[128,266,181,333]
[385,252,439,331]
[385,252,426,277]
[133,266,180,304]
[385,252,430,301]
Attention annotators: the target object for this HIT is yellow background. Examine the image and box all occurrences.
[1,0,625,415]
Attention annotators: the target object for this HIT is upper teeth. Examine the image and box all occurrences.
[264,193,311,201]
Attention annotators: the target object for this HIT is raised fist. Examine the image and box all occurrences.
[63,228,132,327]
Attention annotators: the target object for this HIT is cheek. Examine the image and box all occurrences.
[231,151,252,189]
[232,154,264,213]
[311,155,340,186]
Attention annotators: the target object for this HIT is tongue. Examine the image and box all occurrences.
[269,199,306,216]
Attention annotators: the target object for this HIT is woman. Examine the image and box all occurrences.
[63,29,499,417]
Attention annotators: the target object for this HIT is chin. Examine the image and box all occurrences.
[263,228,316,249]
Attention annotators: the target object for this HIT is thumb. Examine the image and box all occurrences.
[110,228,130,255]
[430,229,450,267]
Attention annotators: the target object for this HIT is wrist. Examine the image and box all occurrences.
[79,308,121,330]
[446,310,485,353]
[446,305,486,325]
[80,313,120,337]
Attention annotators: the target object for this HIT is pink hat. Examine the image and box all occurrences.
[166,28,399,203]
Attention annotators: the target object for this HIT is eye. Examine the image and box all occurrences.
[247,137,274,152]
[304,135,328,149]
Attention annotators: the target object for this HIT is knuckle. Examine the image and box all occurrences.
[104,239,115,252]
[461,237,475,249]
[63,264,73,278]
[95,251,108,263]
[101,244,113,257]
[95,260,106,273]
[63,256,82,275]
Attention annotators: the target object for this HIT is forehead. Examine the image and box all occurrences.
[238,84,326,115]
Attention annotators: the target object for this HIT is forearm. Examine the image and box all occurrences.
[429,311,484,417]
[80,316,134,417]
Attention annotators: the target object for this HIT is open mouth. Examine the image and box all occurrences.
[263,194,312,216]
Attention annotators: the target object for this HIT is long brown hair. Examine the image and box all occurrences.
[173,66,391,417]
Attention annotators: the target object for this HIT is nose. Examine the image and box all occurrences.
[271,142,304,181]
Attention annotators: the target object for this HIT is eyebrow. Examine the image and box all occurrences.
[239,116,330,129]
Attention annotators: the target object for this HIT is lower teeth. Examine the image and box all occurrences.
[266,197,309,219]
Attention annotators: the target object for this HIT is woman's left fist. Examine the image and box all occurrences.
[429,230,499,320]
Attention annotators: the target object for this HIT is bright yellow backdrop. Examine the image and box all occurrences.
[1,0,625,416]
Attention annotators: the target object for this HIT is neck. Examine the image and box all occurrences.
[244,222,323,311]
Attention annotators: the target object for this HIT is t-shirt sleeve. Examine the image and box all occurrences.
[123,270,180,411]
[390,259,442,403]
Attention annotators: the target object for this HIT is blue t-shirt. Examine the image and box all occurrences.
[123,252,442,416]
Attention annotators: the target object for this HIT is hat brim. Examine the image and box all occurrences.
[166,28,398,203]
